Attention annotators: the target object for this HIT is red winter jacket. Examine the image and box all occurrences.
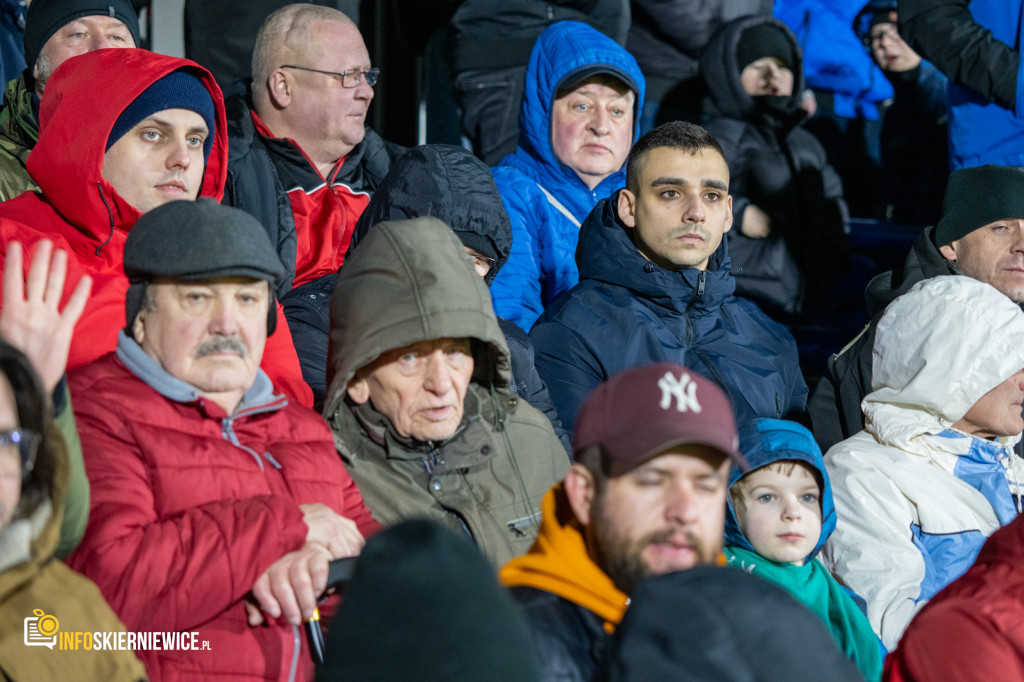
[67,337,379,681]
[0,48,312,406]
[884,512,1024,681]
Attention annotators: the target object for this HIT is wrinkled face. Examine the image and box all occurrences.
[732,464,822,566]
[551,76,635,191]
[102,109,208,213]
[618,146,733,271]
[34,16,135,95]
[0,374,19,535]
[282,19,373,159]
[134,279,269,412]
[740,57,794,97]
[347,338,475,442]
[954,368,1024,440]
[870,22,921,73]
[939,218,1024,303]
[579,447,729,595]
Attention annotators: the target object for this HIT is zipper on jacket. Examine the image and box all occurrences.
[94,183,116,256]
[696,270,706,298]
[287,624,300,682]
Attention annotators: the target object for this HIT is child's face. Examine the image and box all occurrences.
[869,22,922,73]
[734,465,822,566]
[740,57,794,97]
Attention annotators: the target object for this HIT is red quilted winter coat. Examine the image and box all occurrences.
[67,340,378,681]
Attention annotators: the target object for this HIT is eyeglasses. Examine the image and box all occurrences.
[0,428,40,477]
[470,253,496,275]
[280,65,379,88]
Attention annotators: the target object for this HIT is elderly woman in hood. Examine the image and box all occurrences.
[323,217,568,568]
[823,276,1024,650]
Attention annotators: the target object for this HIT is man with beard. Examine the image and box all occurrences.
[501,363,745,681]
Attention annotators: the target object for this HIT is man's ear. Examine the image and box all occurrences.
[617,189,637,229]
[267,69,293,108]
[723,195,734,234]
[132,314,145,345]
[564,463,597,526]
[346,376,370,404]
[939,240,959,262]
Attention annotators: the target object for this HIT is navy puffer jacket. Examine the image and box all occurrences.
[531,193,807,435]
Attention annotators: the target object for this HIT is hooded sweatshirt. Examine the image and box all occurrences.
[323,217,568,567]
[823,276,1024,650]
[489,20,646,331]
[0,48,312,406]
[700,15,849,318]
[531,193,808,436]
[724,418,882,681]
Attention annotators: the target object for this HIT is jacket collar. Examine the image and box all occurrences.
[115,331,283,416]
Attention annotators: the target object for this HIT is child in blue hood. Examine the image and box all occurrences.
[725,418,882,681]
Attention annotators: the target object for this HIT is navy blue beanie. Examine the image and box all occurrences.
[106,71,217,162]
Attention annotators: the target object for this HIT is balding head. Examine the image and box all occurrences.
[250,3,372,173]
[251,3,357,102]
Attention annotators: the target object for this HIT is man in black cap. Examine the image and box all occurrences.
[0,0,140,201]
[66,198,378,681]
[500,362,745,681]
[810,164,1024,454]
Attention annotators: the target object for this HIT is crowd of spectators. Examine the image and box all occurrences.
[1,0,1024,680]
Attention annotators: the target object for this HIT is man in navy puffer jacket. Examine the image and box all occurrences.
[531,121,807,436]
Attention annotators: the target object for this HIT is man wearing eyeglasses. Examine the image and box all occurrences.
[224,4,406,399]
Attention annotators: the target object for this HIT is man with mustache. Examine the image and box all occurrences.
[501,363,745,681]
[66,198,377,681]
[531,120,807,436]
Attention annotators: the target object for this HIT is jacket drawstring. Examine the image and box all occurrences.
[94,183,116,256]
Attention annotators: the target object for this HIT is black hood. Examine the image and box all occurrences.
[350,144,512,285]
[701,16,806,124]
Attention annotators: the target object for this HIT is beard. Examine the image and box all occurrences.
[588,491,717,595]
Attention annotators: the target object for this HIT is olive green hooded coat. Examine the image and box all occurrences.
[323,217,568,567]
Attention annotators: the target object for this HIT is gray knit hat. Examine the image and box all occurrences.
[123,198,285,333]
[935,165,1024,247]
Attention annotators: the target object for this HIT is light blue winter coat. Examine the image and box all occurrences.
[490,20,645,331]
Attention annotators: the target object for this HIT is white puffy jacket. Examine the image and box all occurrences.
[822,276,1024,650]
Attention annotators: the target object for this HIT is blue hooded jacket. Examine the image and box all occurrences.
[530,193,807,436]
[725,418,836,560]
[490,20,645,331]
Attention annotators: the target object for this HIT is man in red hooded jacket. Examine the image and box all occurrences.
[0,48,313,405]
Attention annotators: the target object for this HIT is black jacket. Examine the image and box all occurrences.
[348,144,572,453]
[900,0,1018,110]
[808,226,954,453]
[627,0,770,97]
[700,15,850,318]
[510,586,610,682]
[223,89,404,297]
[598,567,864,681]
[449,0,629,73]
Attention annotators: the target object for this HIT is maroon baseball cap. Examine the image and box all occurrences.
[573,363,745,471]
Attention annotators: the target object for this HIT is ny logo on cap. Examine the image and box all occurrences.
[658,371,702,413]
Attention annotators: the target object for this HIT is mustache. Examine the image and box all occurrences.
[669,226,710,240]
[195,336,249,359]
